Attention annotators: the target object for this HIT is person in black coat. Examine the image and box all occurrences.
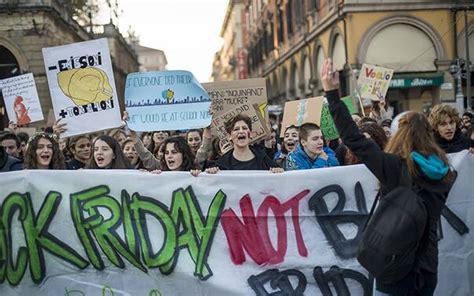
[429,104,469,153]
[321,58,456,296]
[0,146,23,172]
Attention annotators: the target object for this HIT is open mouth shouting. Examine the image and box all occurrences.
[166,159,180,170]
[96,156,105,166]
[38,153,52,167]
[285,141,296,151]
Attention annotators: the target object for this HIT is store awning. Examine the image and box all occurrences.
[389,73,444,89]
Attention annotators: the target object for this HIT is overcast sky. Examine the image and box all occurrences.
[118,0,228,82]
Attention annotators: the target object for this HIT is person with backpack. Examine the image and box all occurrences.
[321,58,456,296]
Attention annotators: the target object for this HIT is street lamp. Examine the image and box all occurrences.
[449,58,473,112]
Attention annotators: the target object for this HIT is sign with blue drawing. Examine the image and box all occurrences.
[125,70,212,131]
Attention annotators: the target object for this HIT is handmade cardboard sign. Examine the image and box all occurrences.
[357,64,394,101]
[279,96,324,138]
[125,70,212,131]
[0,73,43,125]
[320,96,356,141]
[211,103,268,153]
[203,78,270,143]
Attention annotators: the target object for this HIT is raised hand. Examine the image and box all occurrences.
[52,118,67,137]
[320,58,340,92]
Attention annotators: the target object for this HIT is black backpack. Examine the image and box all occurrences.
[357,164,428,285]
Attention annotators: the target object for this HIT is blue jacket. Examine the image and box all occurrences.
[286,144,339,170]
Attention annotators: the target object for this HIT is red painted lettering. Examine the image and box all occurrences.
[364,68,374,78]
[221,190,310,265]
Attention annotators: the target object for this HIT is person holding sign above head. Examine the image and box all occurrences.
[24,133,65,170]
[286,123,339,170]
[321,58,456,296]
[86,135,130,169]
[158,136,201,176]
[205,114,283,174]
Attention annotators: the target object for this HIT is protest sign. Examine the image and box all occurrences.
[42,38,121,137]
[279,96,324,138]
[211,103,268,153]
[203,78,270,143]
[125,70,212,131]
[357,64,394,101]
[1,151,471,295]
[320,96,356,141]
[0,73,43,125]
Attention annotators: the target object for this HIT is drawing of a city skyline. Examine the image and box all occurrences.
[125,95,209,107]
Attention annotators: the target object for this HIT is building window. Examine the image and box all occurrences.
[294,0,304,27]
[0,46,20,79]
[286,0,293,37]
[277,7,285,44]
[308,0,319,11]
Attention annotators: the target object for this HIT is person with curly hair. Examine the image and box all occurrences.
[86,135,130,169]
[429,104,469,153]
[24,133,65,169]
[205,114,283,174]
[159,136,197,172]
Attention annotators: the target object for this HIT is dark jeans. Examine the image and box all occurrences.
[375,270,438,296]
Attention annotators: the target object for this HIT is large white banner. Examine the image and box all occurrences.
[0,152,471,295]
[42,38,121,137]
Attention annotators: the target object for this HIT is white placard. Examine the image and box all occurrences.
[42,38,121,137]
[0,73,43,125]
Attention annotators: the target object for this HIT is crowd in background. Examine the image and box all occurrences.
[1,97,473,174]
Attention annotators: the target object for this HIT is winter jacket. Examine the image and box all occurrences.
[434,130,469,154]
[286,144,339,170]
[0,148,23,172]
[326,90,455,289]
[214,145,276,170]
[134,138,161,171]
[66,158,86,170]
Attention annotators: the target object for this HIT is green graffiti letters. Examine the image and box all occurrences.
[70,186,145,271]
[0,191,88,285]
[0,185,226,286]
[130,186,226,279]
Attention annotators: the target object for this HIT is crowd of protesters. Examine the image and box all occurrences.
[0,59,473,296]
[1,94,473,174]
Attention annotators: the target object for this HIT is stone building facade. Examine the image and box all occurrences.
[0,0,139,128]
[211,0,247,82]
[224,0,473,114]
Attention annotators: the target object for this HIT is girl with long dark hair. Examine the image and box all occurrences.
[321,58,455,296]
